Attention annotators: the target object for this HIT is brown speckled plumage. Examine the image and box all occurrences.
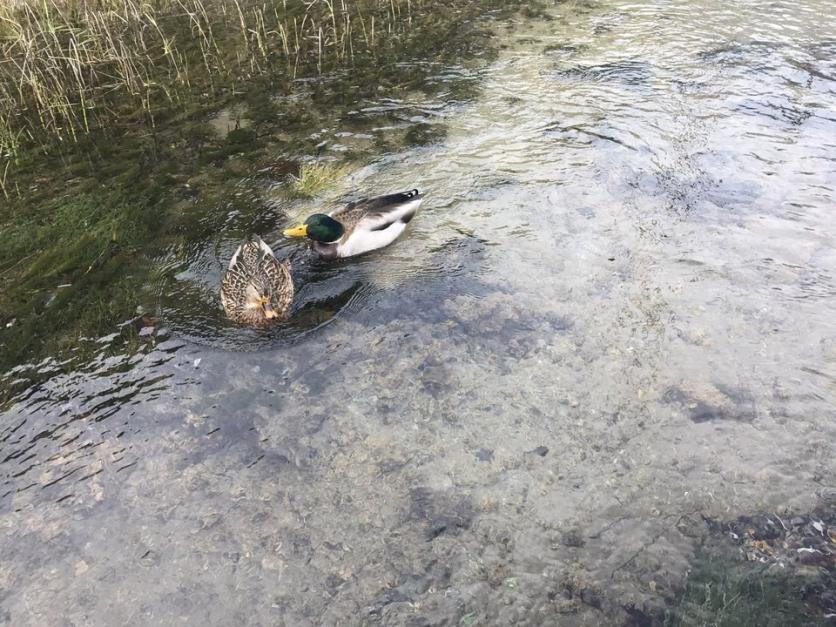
[221,237,293,325]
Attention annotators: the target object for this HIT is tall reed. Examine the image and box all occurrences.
[0,0,423,159]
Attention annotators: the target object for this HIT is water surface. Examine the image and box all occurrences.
[2,0,836,624]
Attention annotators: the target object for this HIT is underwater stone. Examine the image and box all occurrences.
[562,528,586,548]
[528,446,549,457]
[475,448,494,462]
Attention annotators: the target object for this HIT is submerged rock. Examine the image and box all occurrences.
[527,445,549,457]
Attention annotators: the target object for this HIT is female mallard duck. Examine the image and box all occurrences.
[283,189,423,259]
[220,237,293,325]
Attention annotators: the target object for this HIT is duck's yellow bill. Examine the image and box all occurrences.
[283,224,308,238]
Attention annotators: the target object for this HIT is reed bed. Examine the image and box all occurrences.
[0,0,420,160]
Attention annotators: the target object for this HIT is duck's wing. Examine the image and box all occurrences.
[252,235,276,260]
[238,236,290,294]
[332,189,423,235]
[339,189,422,215]
[247,236,293,313]
[259,249,291,291]
[261,254,294,314]
[222,237,279,308]
[221,262,249,314]
[227,237,275,271]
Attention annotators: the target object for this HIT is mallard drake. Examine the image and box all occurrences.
[283,189,423,259]
[220,237,293,325]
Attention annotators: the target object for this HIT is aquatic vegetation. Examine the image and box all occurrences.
[286,161,353,198]
[0,0,420,155]
[0,0,539,159]
[404,121,447,146]
[0,187,158,379]
[0,0,535,374]
[669,550,825,626]
[668,506,836,626]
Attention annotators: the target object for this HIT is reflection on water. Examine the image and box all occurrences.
[2,0,836,624]
[0,335,186,509]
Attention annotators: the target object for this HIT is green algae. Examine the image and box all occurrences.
[0,189,159,374]
[404,122,448,147]
[668,547,834,627]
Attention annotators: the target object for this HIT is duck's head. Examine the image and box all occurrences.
[244,283,279,321]
[283,214,344,243]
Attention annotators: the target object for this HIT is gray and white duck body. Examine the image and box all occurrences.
[283,189,423,259]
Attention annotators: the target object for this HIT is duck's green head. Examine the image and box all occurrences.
[283,214,344,243]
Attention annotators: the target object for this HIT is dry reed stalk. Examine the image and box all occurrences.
[0,0,416,151]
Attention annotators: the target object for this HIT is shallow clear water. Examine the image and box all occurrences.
[2,0,836,624]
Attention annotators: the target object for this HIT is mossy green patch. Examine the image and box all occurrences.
[667,547,832,627]
[404,123,448,147]
[0,188,158,370]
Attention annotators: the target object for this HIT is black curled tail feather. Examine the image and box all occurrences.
[358,189,423,213]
